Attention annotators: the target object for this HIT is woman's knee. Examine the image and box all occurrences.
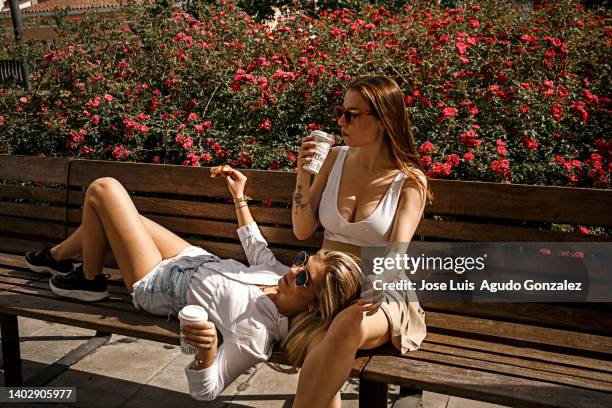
[85,177,125,204]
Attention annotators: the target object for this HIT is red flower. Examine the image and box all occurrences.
[441,107,458,118]
[259,119,272,131]
[419,141,434,154]
[520,35,537,44]
[421,155,432,167]
[262,200,273,208]
[459,130,481,148]
[91,115,100,125]
[445,154,460,168]
[152,156,161,164]
[307,123,319,131]
[462,152,474,161]
[187,112,198,122]
[521,135,538,150]
[364,42,376,52]
[550,103,564,122]
[496,139,507,156]
[426,162,452,178]
[491,158,511,178]
[287,152,296,163]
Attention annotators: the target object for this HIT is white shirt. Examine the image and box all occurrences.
[184,222,291,401]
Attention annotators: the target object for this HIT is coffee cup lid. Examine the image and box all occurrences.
[179,305,208,322]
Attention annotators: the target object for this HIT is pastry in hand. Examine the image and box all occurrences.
[210,165,233,178]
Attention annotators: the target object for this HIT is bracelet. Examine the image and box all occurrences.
[236,203,248,209]
[191,356,215,371]
[233,196,249,204]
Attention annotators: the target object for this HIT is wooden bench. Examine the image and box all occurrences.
[1,155,611,407]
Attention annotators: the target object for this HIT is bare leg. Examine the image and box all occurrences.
[292,304,390,408]
[51,217,190,263]
[299,330,341,408]
[53,177,191,292]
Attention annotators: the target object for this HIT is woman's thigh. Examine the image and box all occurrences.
[87,178,171,289]
[141,216,191,260]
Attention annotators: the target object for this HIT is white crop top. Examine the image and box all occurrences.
[319,146,406,246]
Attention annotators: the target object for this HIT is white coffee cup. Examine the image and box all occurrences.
[303,130,335,175]
[178,305,208,355]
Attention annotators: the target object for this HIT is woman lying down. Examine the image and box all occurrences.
[24,166,362,401]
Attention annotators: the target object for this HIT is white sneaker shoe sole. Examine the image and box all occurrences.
[25,259,69,277]
[49,279,109,302]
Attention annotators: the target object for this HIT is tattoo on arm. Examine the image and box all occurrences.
[293,184,310,213]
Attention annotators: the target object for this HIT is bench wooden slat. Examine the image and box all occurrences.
[68,192,294,225]
[0,184,67,203]
[429,179,612,227]
[363,354,612,408]
[414,344,612,390]
[67,211,322,249]
[0,289,180,344]
[427,311,612,355]
[425,332,612,373]
[0,156,69,184]
[0,216,66,240]
[0,268,134,304]
[0,202,66,222]
[417,218,610,242]
[0,237,63,256]
[68,160,296,202]
[422,302,612,336]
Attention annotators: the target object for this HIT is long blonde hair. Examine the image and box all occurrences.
[280,249,363,369]
[348,75,433,203]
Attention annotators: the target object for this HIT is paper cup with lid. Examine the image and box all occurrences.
[303,130,335,174]
[178,305,208,355]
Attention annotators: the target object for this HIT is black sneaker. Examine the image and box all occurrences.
[49,265,109,302]
[25,246,73,277]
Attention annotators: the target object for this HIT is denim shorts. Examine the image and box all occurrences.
[131,246,220,318]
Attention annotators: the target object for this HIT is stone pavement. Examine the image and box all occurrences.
[1,317,509,408]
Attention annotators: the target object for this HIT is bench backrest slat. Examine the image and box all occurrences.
[0,156,69,245]
[68,160,295,201]
[429,179,612,227]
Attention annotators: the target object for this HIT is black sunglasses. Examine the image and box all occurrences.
[293,251,311,288]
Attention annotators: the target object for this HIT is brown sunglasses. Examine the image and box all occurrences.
[335,105,375,124]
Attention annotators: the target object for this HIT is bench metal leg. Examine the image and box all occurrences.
[359,378,387,408]
[0,313,23,386]
[400,385,422,397]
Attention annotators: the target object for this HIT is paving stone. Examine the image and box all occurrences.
[421,391,450,408]
[47,334,178,407]
[226,362,299,407]
[18,322,95,380]
[393,392,422,408]
[120,349,227,408]
[447,396,510,408]
[17,316,52,337]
